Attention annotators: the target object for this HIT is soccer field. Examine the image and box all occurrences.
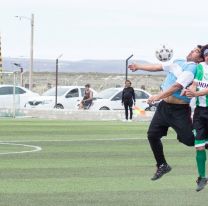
[0,119,207,206]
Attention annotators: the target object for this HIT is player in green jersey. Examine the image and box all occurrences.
[185,45,208,192]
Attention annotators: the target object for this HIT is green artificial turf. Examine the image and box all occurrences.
[0,119,207,206]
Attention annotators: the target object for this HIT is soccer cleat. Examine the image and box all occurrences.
[151,163,172,181]
[196,177,207,192]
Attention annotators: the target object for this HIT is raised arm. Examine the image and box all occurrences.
[128,63,163,72]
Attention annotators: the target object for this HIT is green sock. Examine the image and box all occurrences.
[196,150,206,177]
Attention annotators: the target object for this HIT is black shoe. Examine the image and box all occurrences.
[196,177,207,192]
[205,144,208,150]
[151,164,172,181]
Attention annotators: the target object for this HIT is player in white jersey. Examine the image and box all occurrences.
[128,45,204,181]
[185,45,208,192]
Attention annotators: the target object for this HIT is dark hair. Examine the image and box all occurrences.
[201,44,208,59]
[197,45,204,60]
[125,80,131,85]
[85,84,90,88]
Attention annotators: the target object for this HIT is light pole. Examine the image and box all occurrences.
[13,63,24,86]
[55,54,63,108]
[15,13,34,90]
[125,54,133,81]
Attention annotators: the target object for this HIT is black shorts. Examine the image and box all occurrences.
[193,106,208,141]
[147,101,194,146]
[83,100,92,108]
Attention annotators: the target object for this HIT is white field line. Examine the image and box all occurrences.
[0,142,42,155]
[0,137,175,143]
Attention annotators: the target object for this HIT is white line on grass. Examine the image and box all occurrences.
[0,142,42,155]
[0,137,175,143]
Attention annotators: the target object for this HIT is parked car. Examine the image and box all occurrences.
[0,85,39,109]
[90,87,152,111]
[25,86,97,109]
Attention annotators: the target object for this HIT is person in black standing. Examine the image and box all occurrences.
[122,80,136,122]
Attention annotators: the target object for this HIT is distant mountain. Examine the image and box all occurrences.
[2,57,165,75]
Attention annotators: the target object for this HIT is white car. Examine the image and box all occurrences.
[0,85,39,109]
[90,87,152,111]
[25,86,97,110]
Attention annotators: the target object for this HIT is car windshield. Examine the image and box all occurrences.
[42,88,69,96]
[97,88,119,99]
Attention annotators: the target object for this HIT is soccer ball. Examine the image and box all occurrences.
[155,45,173,62]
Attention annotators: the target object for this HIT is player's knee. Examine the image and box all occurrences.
[178,138,194,147]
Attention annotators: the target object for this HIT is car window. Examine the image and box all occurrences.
[43,87,69,96]
[111,91,122,101]
[0,86,27,95]
[15,87,26,94]
[80,88,85,97]
[0,87,13,95]
[97,88,119,99]
[135,90,149,99]
[66,88,79,98]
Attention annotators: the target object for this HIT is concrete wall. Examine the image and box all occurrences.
[5,108,154,121]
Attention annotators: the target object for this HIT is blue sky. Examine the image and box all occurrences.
[0,0,208,62]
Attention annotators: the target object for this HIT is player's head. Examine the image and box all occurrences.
[186,45,204,63]
[125,80,131,87]
[201,44,208,64]
[85,84,90,90]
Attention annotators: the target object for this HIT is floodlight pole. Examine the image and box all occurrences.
[15,13,34,90]
[125,54,133,81]
[55,54,63,108]
[13,63,24,86]
[30,13,34,91]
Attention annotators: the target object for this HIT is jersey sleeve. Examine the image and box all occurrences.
[162,63,183,77]
[176,71,194,88]
[176,63,196,88]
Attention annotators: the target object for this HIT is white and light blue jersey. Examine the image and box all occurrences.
[161,59,197,103]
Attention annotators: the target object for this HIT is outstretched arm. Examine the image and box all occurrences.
[128,63,163,72]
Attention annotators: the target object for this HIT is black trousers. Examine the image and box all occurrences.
[124,100,133,120]
[147,101,194,167]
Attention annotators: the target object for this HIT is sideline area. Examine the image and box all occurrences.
[0,109,155,121]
